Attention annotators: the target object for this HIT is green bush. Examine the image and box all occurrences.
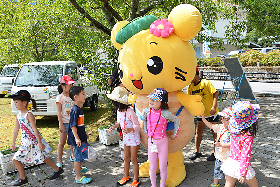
[262,49,280,66]
[197,57,223,67]
[239,50,264,66]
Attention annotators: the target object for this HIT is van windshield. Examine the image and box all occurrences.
[15,65,63,87]
[0,67,20,77]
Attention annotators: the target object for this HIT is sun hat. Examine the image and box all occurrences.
[107,86,129,105]
[147,88,168,102]
[59,75,76,85]
[218,107,233,119]
[9,90,32,100]
[229,101,260,134]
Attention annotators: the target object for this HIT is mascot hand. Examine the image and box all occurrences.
[128,94,138,106]
[176,91,204,116]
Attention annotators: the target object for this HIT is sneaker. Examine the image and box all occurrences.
[49,167,64,180]
[211,183,219,187]
[207,153,216,161]
[70,156,76,162]
[11,177,28,186]
[189,152,202,160]
[129,179,140,187]
[56,162,62,167]
[76,176,92,184]
[72,167,88,174]
[117,176,130,186]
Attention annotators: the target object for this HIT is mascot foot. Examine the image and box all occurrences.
[139,160,160,178]
[165,151,186,187]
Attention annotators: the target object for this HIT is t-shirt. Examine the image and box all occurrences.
[56,94,74,123]
[67,104,87,146]
[187,79,219,117]
[212,124,230,162]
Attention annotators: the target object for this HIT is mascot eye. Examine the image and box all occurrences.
[118,64,123,79]
[147,56,163,75]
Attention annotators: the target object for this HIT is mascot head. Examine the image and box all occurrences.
[111,4,202,94]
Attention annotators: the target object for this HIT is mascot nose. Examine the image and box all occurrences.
[128,65,142,80]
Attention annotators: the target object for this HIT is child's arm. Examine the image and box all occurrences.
[108,122,119,133]
[123,108,140,134]
[12,119,20,151]
[210,91,218,115]
[201,113,214,129]
[28,112,45,151]
[142,108,149,139]
[215,142,231,148]
[165,111,180,139]
[71,126,81,147]
[240,135,254,178]
[56,102,65,133]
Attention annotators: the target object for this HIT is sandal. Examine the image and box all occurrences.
[129,179,140,187]
[11,177,28,186]
[56,162,62,167]
[72,167,88,174]
[117,176,130,186]
[49,167,64,180]
[76,176,92,184]
[70,156,76,162]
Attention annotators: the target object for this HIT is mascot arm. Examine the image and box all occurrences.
[128,93,138,106]
[176,91,205,116]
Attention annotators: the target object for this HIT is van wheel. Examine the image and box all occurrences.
[90,95,98,111]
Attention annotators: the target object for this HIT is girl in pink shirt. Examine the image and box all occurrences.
[221,101,260,187]
[107,86,141,187]
[143,88,180,187]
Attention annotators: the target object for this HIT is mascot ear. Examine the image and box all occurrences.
[111,21,129,50]
[168,4,202,41]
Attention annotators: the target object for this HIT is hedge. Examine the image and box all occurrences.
[198,49,280,67]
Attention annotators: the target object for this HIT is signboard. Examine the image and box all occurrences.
[203,29,211,58]
[222,57,256,100]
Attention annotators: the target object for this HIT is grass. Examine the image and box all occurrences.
[0,97,114,154]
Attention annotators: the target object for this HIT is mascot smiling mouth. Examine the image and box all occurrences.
[132,79,143,90]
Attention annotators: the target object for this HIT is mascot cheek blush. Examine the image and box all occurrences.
[111,4,204,187]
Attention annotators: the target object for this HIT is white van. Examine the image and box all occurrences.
[0,64,20,97]
[11,61,98,116]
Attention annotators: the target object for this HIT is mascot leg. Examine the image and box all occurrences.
[139,160,160,178]
[165,150,186,187]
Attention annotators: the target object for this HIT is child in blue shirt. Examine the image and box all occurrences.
[68,86,91,184]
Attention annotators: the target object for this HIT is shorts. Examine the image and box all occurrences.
[214,159,225,179]
[197,114,219,122]
[73,142,90,162]
[59,123,69,133]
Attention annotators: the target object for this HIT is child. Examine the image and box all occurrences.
[201,107,232,187]
[142,88,180,187]
[188,66,219,161]
[10,90,63,186]
[67,86,91,184]
[107,86,141,187]
[56,75,76,167]
[221,101,260,187]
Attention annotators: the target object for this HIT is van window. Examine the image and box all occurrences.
[65,65,78,81]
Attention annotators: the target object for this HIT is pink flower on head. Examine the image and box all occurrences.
[149,19,174,38]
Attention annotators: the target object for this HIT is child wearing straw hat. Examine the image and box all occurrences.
[221,101,260,187]
[107,86,141,187]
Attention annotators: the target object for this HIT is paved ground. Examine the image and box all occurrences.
[1,96,280,187]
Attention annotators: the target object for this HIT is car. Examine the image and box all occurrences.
[252,48,274,54]
[227,50,246,56]
[217,54,229,58]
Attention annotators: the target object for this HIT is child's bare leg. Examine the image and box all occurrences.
[44,157,59,172]
[12,158,26,179]
[213,179,220,185]
[131,145,139,180]
[57,132,67,163]
[70,145,75,158]
[124,145,131,177]
[246,177,258,187]
[195,121,205,153]
[225,175,237,187]
[74,162,83,180]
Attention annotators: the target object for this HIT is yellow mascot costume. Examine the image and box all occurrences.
[111,4,204,187]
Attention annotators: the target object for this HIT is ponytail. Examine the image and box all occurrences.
[31,98,38,111]
[58,84,63,94]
